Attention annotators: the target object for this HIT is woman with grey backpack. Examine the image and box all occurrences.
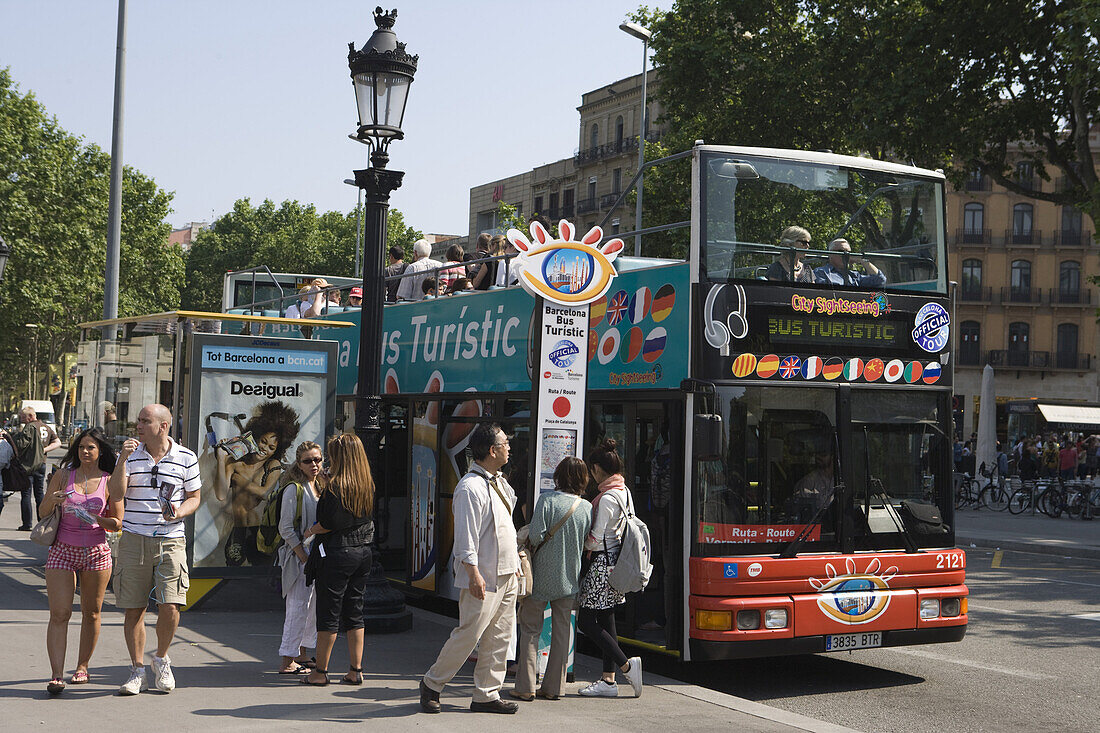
[576,439,643,698]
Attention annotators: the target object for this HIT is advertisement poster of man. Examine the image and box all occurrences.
[188,335,338,570]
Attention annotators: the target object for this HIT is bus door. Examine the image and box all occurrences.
[590,398,685,653]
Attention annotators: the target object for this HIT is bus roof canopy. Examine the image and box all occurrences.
[78,310,355,332]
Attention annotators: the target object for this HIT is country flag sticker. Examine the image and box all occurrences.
[651,284,676,322]
[904,361,923,383]
[642,327,667,363]
[922,362,942,384]
[802,355,823,379]
[628,287,652,323]
[844,357,864,380]
[864,358,885,382]
[756,354,780,378]
[589,295,608,329]
[588,329,598,361]
[606,290,629,325]
[732,352,758,378]
[779,355,802,379]
[884,359,904,383]
[822,357,844,381]
[621,327,645,363]
[597,328,620,365]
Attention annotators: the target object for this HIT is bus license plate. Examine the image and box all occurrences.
[825,632,881,651]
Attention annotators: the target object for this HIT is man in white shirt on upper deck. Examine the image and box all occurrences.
[396,239,442,302]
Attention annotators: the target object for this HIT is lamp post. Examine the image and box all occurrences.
[348,6,416,633]
[619,20,652,257]
[25,323,40,399]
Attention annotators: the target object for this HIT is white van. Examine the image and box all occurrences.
[19,400,58,436]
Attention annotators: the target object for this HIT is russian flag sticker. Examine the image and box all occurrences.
[922,361,942,384]
[642,327,667,363]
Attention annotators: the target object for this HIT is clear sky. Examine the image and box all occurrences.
[0,0,667,237]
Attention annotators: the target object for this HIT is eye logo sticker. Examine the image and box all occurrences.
[810,558,897,625]
[508,220,622,306]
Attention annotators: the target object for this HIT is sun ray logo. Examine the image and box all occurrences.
[507,219,623,306]
[809,557,898,624]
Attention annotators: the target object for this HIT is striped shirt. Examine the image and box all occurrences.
[120,438,201,539]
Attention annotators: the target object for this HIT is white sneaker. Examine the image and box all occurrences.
[119,666,148,695]
[623,656,643,698]
[152,654,175,692]
[578,679,618,697]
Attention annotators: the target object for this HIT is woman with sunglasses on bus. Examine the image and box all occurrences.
[300,433,375,687]
[275,441,324,675]
[39,428,122,694]
[576,439,643,698]
[765,226,814,283]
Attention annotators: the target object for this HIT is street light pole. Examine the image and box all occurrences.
[25,323,40,399]
[620,20,652,257]
[347,7,417,633]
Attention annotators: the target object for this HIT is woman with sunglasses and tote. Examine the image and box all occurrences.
[275,441,324,675]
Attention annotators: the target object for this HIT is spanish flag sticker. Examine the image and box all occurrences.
[756,354,780,378]
[822,357,844,380]
[732,353,758,378]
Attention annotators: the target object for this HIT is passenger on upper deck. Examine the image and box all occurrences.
[813,238,886,288]
[396,240,442,302]
[764,226,814,283]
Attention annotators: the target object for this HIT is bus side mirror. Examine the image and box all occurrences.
[694,413,724,460]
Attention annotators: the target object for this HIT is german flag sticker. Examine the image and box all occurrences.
[822,357,844,380]
[756,354,780,378]
[864,358,885,382]
[651,284,676,322]
[732,353,758,377]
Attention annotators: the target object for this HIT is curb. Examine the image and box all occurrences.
[957,535,1100,560]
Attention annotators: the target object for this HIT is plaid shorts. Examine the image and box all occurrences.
[45,541,112,572]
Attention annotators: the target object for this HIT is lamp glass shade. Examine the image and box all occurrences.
[353,70,411,139]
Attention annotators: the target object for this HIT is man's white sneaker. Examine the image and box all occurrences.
[578,679,619,697]
[152,654,175,692]
[623,656,643,698]
[119,666,148,695]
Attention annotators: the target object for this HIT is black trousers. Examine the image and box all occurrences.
[577,606,628,674]
[315,544,372,633]
[20,466,45,528]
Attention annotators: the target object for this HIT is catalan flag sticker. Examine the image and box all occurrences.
[823,357,844,380]
[628,287,652,323]
[904,361,923,383]
[844,357,864,380]
[651,284,676,322]
[884,358,904,383]
[864,358,885,382]
[732,352,758,377]
[621,327,645,363]
[802,355,823,379]
[642,327,667,363]
[589,295,608,329]
[922,361,942,384]
[756,354,780,378]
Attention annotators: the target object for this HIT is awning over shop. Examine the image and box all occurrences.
[1036,403,1100,429]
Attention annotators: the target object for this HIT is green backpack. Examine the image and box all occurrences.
[256,481,304,555]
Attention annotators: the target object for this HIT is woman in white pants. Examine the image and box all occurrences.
[277,441,323,674]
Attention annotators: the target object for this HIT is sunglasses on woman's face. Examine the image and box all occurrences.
[300,457,323,464]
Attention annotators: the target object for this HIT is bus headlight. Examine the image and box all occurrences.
[941,598,961,617]
[736,610,760,630]
[696,610,732,631]
[920,599,940,619]
[764,609,788,629]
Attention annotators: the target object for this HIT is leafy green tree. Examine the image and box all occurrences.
[0,68,181,404]
[386,207,423,262]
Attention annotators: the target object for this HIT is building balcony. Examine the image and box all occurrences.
[561,204,574,218]
[964,176,991,192]
[544,206,560,219]
[1054,352,1092,370]
[988,350,1049,369]
[577,197,598,215]
[1004,229,1041,246]
[999,286,1041,305]
[954,228,991,245]
[1048,288,1092,306]
[958,286,992,303]
[957,349,983,366]
[574,137,640,166]
[599,192,622,209]
[1014,175,1040,192]
[1053,229,1092,247]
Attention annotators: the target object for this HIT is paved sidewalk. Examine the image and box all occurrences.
[954,506,1100,559]
[0,510,855,733]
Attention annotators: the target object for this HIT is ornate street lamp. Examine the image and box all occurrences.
[619,20,652,257]
[348,6,416,633]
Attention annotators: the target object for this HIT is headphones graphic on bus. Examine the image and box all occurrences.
[703,284,749,349]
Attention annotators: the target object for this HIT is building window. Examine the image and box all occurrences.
[476,209,499,235]
[965,169,987,191]
[960,321,981,365]
[562,189,574,218]
[612,168,622,194]
[1056,324,1079,368]
[615,116,624,148]
[589,123,599,152]
[1012,203,1034,243]
[1061,206,1083,246]
[961,259,982,299]
[588,177,597,200]
[547,192,558,218]
[534,196,543,215]
[963,203,984,241]
[1015,161,1035,189]
[1059,261,1080,301]
[611,217,620,235]
[1007,322,1030,366]
[1009,259,1031,302]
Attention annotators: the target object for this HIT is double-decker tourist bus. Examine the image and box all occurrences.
[254,143,967,661]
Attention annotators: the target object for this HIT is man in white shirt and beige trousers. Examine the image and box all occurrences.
[421,423,521,715]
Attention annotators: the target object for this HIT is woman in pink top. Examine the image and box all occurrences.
[38,428,122,694]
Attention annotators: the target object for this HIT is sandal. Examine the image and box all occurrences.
[278,665,309,675]
[47,678,65,695]
[341,666,363,686]
[301,669,329,686]
[295,656,317,669]
[70,670,89,684]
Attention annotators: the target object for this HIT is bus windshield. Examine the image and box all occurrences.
[700,151,947,293]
